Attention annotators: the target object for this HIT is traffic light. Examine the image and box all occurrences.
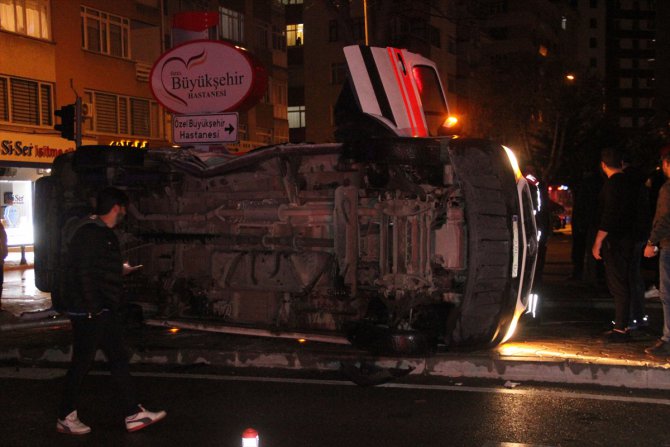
[54,104,76,141]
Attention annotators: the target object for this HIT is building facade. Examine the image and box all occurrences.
[0,0,288,247]
[285,0,459,143]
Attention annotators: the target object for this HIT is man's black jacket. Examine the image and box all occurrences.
[61,217,125,315]
[598,171,651,241]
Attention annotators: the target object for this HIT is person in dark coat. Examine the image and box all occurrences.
[592,148,650,342]
[644,151,670,356]
[57,187,166,435]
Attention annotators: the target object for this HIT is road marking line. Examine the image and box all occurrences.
[2,366,670,407]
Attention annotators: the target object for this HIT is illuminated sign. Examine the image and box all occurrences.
[150,40,268,114]
[0,132,75,164]
[109,140,148,148]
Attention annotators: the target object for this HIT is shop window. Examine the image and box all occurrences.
[287,23,303,46]
[0,0,51,40]
[0,182,34,246]
[0,75,52,126]
[85,90,159,138]
[80,6,130,59]
[288,105,305,128]
[219,6,244,43]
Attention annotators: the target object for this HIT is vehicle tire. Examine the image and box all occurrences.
[33,176,58,292]
[445,140,520,349]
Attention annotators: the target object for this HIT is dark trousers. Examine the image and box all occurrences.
[602,237,637,331]
[629,241,646,325]
[58,310,138,419]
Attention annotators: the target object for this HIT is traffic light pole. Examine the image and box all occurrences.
[75,97,82,148]
[54,98,83,147]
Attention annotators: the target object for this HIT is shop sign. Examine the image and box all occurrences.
[109,139,148,148]
[0,132,75,164]
[150,40,268,114]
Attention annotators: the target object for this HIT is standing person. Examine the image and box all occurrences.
[0,221,7,311]
[644,151,670,356]
[592,147,649,342]
[57,187,165,435]
[3,193,18,228]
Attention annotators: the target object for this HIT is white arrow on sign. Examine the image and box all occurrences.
[172,113,239,144]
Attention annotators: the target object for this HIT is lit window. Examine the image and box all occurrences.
[80,6,130,58]
[281,0,303,4]
[84,90,160,138]
[288,105,305,128]
[0,75,52,126]
[0,0,51,39]
[286,24,303,46]
[220,6,244,42]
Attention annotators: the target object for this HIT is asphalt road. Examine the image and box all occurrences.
[2,366,670,447]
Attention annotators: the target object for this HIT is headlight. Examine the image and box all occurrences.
[502,145,523,181]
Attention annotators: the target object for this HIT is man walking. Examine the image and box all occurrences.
[644,152,670,356]
[57,187,165,435]
[592,148,649,342]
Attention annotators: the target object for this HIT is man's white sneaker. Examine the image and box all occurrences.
[56,410,91,435]
[125,405,166,432]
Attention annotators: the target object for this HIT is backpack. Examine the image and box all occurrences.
[51,215,98,312]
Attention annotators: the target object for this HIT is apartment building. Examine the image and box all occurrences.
[0,0,288,247]
[0,0,164,247]
[604,0,657,131]
[285,0,459,143]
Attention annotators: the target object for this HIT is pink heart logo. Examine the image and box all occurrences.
[160,49,207,108]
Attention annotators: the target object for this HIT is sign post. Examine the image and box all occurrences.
[150,14,268,153]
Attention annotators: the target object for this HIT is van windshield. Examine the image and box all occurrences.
[412,65,448,136]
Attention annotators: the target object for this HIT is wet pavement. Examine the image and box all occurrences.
[3,234,670,390]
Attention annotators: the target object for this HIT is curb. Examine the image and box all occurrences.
[3,339,670,390]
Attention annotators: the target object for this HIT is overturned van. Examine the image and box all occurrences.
[34,46,538,354]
